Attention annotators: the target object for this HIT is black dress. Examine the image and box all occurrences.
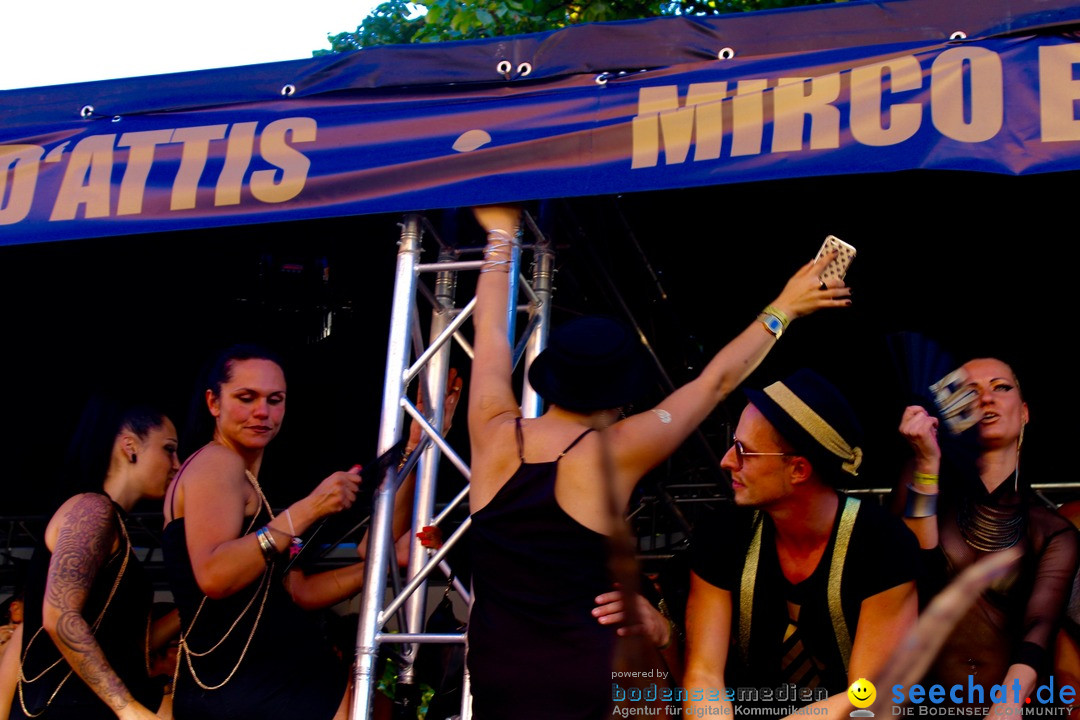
[162,509,344,720]
[467,419,616,720]
[13,499,161,720]
[922,474,1079,699]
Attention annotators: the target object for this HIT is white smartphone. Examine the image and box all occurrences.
[814,235,857,282]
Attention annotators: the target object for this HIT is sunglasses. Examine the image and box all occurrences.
[732,438,794,469]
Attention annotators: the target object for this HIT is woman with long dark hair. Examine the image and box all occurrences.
[11,394,180,720]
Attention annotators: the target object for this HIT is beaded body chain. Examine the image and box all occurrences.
[17,506,134,717]
[174,470,276,691]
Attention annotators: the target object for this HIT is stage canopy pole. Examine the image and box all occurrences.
[351,211,551,719]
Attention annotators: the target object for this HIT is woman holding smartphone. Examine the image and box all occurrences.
[465,204,849,719]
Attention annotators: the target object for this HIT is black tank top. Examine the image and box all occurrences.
[467,418,616,719]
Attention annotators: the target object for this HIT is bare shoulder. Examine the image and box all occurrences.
[45,492,115,551]
[182,445,247,489]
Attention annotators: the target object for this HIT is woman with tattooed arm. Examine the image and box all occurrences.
[9,395,181,720]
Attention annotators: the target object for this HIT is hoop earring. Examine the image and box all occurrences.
[129,453,137,464]
[1014,425,1025,492]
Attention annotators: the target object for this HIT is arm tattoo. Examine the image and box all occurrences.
[44,494,133,711]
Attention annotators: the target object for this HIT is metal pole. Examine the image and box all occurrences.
[520,232,554,418]
[505,241,522,347]
[351,215,422,720]
[397,249,456,698]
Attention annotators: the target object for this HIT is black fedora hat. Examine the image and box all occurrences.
[527,316,649,413]
[744,368,864,480]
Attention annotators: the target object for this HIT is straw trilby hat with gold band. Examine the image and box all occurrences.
[743,368,864,483]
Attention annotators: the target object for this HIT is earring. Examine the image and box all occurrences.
[129,453,137,464]
[1014,425,1025,492]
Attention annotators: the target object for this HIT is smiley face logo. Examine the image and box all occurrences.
[848,678,876,709]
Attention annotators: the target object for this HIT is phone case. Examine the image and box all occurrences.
[814,235,856,282]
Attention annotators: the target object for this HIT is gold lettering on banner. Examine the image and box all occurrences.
[215,122,258,206]
[170,124,228,210]
[730,79,768,157]
[117,129,173,216]
[850,56,923,146]
[627,47,1028,167]
[930,46,1004,142]
[50,134,115,221]
[772,74,841,152]
[0,144,43,225]
[250,117,317,203]
[1039,44,1080,142]
[631,83,727,168]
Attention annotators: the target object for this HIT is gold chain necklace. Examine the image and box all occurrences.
[175,469,276,691]
[17,505,133,717]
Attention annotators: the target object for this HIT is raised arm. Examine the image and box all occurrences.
[42,494,159,720]
[895,405,942,548]
[608,252,850,491]
[467,205,525,442]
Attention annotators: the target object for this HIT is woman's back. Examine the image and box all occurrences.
[468,419,615,720]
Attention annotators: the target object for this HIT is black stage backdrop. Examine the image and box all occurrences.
[0,168,1069,522]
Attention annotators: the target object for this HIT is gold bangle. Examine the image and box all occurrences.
[763,304,790,329]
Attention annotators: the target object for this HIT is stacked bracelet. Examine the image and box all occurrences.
[480,229,518,274]
[764,305,790,328]
[913,471,940,487]
[758,305,791,339]
[255,526,278,561]
[904,485,938,518]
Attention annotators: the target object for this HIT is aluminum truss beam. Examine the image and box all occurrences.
[350,213,552,719]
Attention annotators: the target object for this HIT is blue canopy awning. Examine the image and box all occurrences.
[3,0,1080,246]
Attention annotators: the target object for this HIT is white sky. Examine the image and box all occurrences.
[1,0,383,91]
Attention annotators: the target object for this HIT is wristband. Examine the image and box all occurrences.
[289,536,304,560]
[904,485,938,518]
[759,305,790,338]
[763,305,790,329]
[913,471,939,487]
[758,309,786,339]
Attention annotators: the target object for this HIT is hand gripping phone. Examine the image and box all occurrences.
[814,235,857,283]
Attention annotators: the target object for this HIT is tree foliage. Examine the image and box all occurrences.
[318,0,842,53]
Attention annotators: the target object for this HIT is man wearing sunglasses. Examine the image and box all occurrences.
[683,368,921,716]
